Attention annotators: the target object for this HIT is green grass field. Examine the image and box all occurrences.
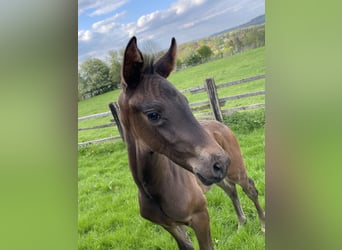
[78,47,265,249]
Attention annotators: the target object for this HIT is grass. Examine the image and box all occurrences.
[78,123,265,249]
[78,47,265,249]
[169,47,265,110]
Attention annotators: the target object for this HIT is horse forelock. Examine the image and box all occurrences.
[142,55,156,75]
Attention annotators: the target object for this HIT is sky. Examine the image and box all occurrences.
[78,0,264,64]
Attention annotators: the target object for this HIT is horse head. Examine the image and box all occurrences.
[118,37,230,185]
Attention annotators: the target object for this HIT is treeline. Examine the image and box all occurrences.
[177,24,265,67]
[78,24,264,100]
[216,24,265,55]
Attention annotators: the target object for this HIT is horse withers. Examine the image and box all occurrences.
[117,36,265,250]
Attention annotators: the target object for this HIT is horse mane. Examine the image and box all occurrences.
[142,54,156,75]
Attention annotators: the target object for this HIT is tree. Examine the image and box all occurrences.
[242,27,265,49]
[176,58,182,69]
[229,36,243,54]
[107,50,121,89]
[183,51,202,66]
[197,45,213,62]
[79,58,113,98]
[78,72,87,100]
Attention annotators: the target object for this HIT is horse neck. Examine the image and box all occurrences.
[125,133,170,192]
[124,132,205,202]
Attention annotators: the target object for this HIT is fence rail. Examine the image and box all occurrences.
[78,135,121,147]
[78,111,111,122]
[181,74,265,94]
[78,123,115,131]
[78,74,265,146]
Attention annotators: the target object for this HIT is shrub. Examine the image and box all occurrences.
[224,109,265,133]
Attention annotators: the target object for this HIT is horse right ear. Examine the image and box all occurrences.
[154,37,177,78]
[121,36,144,90]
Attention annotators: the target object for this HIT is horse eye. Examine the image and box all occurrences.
[146,112,161,121]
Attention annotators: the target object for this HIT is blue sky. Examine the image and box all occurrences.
[78,0,264,64]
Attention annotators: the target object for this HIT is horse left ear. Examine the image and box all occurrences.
[154,38,177,78]
[121,36,144,90]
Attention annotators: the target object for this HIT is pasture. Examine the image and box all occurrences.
[78,47,265,249]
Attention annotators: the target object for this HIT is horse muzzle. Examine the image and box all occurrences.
[192,153,230,186]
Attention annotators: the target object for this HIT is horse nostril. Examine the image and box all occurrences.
[213,162,223,178]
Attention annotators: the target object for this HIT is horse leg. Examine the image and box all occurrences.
[239,177,265,232]
[189,209,214,250]
[217,179,247,229]
[163,225,194,250]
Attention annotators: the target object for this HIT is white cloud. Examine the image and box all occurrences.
[122,22,137,37]
[78,30,92,41]
[92,12,126,33]
[78,0,128,16]
[89,1,127,16]
[78,0,265,64]
[137,10,162,28]
[92,22,116,34]
[171,0,206,14]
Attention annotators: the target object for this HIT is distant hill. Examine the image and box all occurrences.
[173,14,265,64]
[211,14,265,37]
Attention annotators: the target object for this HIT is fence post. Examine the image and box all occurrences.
[108,102,125,141]
[204,78,223,122]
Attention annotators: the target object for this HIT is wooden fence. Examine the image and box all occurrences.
[78,74,265,147]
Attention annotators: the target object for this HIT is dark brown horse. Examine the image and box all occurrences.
[118,37,265,250]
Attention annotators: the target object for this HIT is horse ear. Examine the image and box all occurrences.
[154,37,177,78]
[121,36,144,90]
